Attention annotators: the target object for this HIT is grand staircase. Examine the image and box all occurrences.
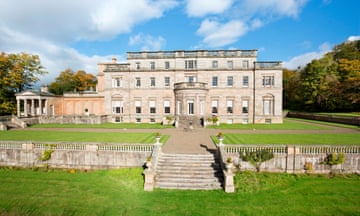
[155,153,223,190]
[177,116,203,129]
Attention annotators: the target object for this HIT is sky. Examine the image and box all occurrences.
[0,0,359,85]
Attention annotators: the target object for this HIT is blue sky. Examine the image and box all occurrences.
[0,0,359,85]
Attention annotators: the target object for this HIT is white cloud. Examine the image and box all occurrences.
[192,0,308,48]
[0,0,177,84]
[197,19,248,47]
[185,0,233,17]
[238,0,308,18]
[129,33,166,51]
[347,35,360,42]
[283,42,332,69]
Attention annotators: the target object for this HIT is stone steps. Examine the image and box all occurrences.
[155,153,223,190]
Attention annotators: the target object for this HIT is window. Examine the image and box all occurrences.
[112,101,123,114]
[242,76,249,87]
[164,77,170,87]
[227,61,233,69]
[150,118,156,123]
[150,62,155,70]
[263,100,272,115]
[242,100,249,114]
[135,100,141,114]
[263,76,274,87]
[242,60,249,69]
[212,76,218,86]
[136,118,141,123]
[227,76,233,86]
[150,77,155,87]
[164,100,170,114]
[135,77,141,88]
[187,76,195,83]
[212,60,218,69]
[115,116,123,122]
[185,60,197,69]
[136,62,140,70]
[165,61,170,70]
[112,77,122,88]
[149,100,156,114]
[212,100,218,114]
[227,100,233,114]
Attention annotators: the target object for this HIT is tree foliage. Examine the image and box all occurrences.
[48,69,97,95]
[284,40,360,112]
[0,52,47,115]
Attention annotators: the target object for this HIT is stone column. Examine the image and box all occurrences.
[44,100,48,115]
[31,99,35,116]
[17,99,21,117]
[39,99,42,115]
[24,99,28,117]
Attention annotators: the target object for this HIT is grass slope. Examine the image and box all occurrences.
[0,168,359,215]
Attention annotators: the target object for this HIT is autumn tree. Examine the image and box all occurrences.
[286,40,360,112]
[0,52,47,115]
[48,69,97,95]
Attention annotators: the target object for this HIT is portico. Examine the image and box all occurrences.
[15,90,56,117]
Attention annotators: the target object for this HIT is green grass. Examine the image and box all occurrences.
[0,131,169,144]
[211,133,360,145]
[207,119,331,130]
[29,122,174,129]
[0,168,359,215]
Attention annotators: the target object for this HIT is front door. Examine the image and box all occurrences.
[187,100,194,115]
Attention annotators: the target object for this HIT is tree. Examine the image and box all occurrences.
[48,69,97,95]
[240,149,274,172]
[0,52,47,115]
[284,40,360,112]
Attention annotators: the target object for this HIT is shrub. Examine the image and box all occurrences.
[241,149,274,172]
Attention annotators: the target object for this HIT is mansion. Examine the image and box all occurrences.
[16,49,283,125]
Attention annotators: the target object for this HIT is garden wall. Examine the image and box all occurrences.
[0,141,152,169]
[221,145,360,174]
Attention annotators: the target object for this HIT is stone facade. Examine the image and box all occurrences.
[99,50,282,124]
[16,49,283,124]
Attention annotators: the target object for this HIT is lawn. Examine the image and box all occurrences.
[206,119,331,130]
[0,131,169,144]
[29,122,174,129]
[0,168,359,215]
[211,133,360,145]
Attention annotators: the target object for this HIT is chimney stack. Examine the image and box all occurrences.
[112,57,117,63]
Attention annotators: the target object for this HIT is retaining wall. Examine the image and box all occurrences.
[221,145,360,174]
[0,141,152,169]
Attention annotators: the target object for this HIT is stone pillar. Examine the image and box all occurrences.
[31,99,35,116]
[86,144,98,151]
[44,100,48,115]
[143,169,155,191]
[286,145,300,173]
[224,170,235,193]
[17,99,21,117]
[24,99,28,117]
[39,99,42,115]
